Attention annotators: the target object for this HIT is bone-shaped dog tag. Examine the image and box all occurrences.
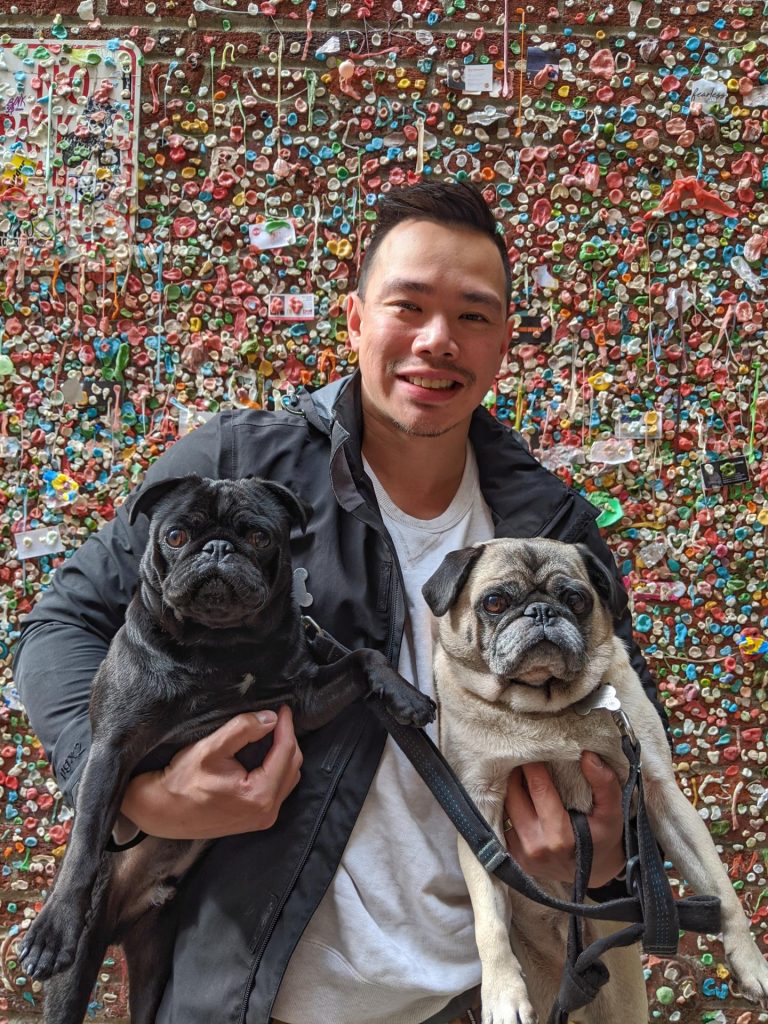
[573,683,622,716]
[292,567,313,608]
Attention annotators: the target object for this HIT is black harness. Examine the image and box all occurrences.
[303,616,721,1023]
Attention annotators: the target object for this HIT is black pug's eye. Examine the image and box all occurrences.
[482,592,510,615]
[561,587,592,615]
[248,529,271,549]
[165,528,188,548]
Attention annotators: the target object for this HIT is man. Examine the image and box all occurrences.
[14,182,663,1024]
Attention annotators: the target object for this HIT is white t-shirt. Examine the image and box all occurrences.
[272,444,494,1024]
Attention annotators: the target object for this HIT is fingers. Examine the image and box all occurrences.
[256,705,303,794]
[504,763,574,883]
[206,709,280,760]
[504,757,625,887]
[512,765,573,835]
[580,751,622,822]
[504,766,534,830]
[581,752,626,886]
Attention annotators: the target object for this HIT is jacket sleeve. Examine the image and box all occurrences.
[573,503,669,734]
[12,413,232,805]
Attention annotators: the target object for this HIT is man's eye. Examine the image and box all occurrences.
[166,528,188,548]
[482,592,509,614]
[462,313,489,322]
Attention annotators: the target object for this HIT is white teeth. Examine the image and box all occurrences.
[405,376,455,390]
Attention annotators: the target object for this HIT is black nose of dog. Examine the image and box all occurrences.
[523,602,557,626]
[202,539,235,560]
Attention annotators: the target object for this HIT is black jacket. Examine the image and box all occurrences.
[14,373,664,1023]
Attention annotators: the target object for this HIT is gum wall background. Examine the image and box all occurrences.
[0,0,767,1018]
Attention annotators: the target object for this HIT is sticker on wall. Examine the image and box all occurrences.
[615,406,663,440]
[267,293,316,320]
[462,66,494,94]
[249,219,297,250]
[14,525,65,559]
[700,456,751,492]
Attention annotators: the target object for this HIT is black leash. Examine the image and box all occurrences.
[302,617,721,1020]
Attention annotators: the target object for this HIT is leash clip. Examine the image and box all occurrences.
[625,853,641,897]
[611,707,639,750]
[301,614,323,641]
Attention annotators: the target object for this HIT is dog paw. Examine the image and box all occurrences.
[18,902,78,980]
[728,940,768,1006]
[391,689,436,727]
[481,978,537,1024]
[368,669,436,726]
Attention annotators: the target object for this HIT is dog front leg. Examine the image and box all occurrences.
[458,827,537,1024]
[645,775,768,1004]
[296,650,435,732]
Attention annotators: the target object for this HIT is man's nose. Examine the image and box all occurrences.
[411,316,459,360]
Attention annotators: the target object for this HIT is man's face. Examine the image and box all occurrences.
[346,219,513,439]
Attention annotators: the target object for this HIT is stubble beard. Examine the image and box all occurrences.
[384,413,460,438]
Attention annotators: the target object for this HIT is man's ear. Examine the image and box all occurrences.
[127,475,204,525]
[252,479,312,534]
[422,545,485,617]
[576,544,626,619]
[500,314,515,363]
[346,292,364,352]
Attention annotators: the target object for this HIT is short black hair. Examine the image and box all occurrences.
[356,181,512,308]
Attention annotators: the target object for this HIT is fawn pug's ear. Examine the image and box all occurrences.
[422,545,486,617]
[576,544,626,620]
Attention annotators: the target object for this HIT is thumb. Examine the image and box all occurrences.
[206,711,278,760]
[581,752,621,816]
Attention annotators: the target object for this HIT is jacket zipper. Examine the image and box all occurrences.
[384,567,400,666]
[237,734,360,1024]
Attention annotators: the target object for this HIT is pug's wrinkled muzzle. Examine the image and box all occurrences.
[489,611,587,684]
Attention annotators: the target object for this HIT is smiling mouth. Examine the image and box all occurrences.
[402,375,460,390]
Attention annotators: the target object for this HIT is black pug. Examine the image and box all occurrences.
[20,474,435,1024]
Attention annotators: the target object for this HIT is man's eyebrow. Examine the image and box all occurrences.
[379,277,503,314]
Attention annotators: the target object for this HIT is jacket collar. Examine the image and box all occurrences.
[299,373,369,513]
[298,373,575,536]
[297,375,352,436]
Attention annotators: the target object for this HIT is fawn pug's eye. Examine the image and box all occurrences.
[561,587,591,615]
[482,592,510,615]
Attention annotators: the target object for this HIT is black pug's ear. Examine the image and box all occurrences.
[576,544,626,620]
[253,478,313,535]
[127,475,204,525]
[422,545,485,617]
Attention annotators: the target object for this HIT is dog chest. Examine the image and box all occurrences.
[440,703,630,807]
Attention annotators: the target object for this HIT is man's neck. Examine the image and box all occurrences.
[362,421,469,520]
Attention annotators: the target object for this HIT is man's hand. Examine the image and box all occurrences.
[503,752,625,888]
[121,706,303,840]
